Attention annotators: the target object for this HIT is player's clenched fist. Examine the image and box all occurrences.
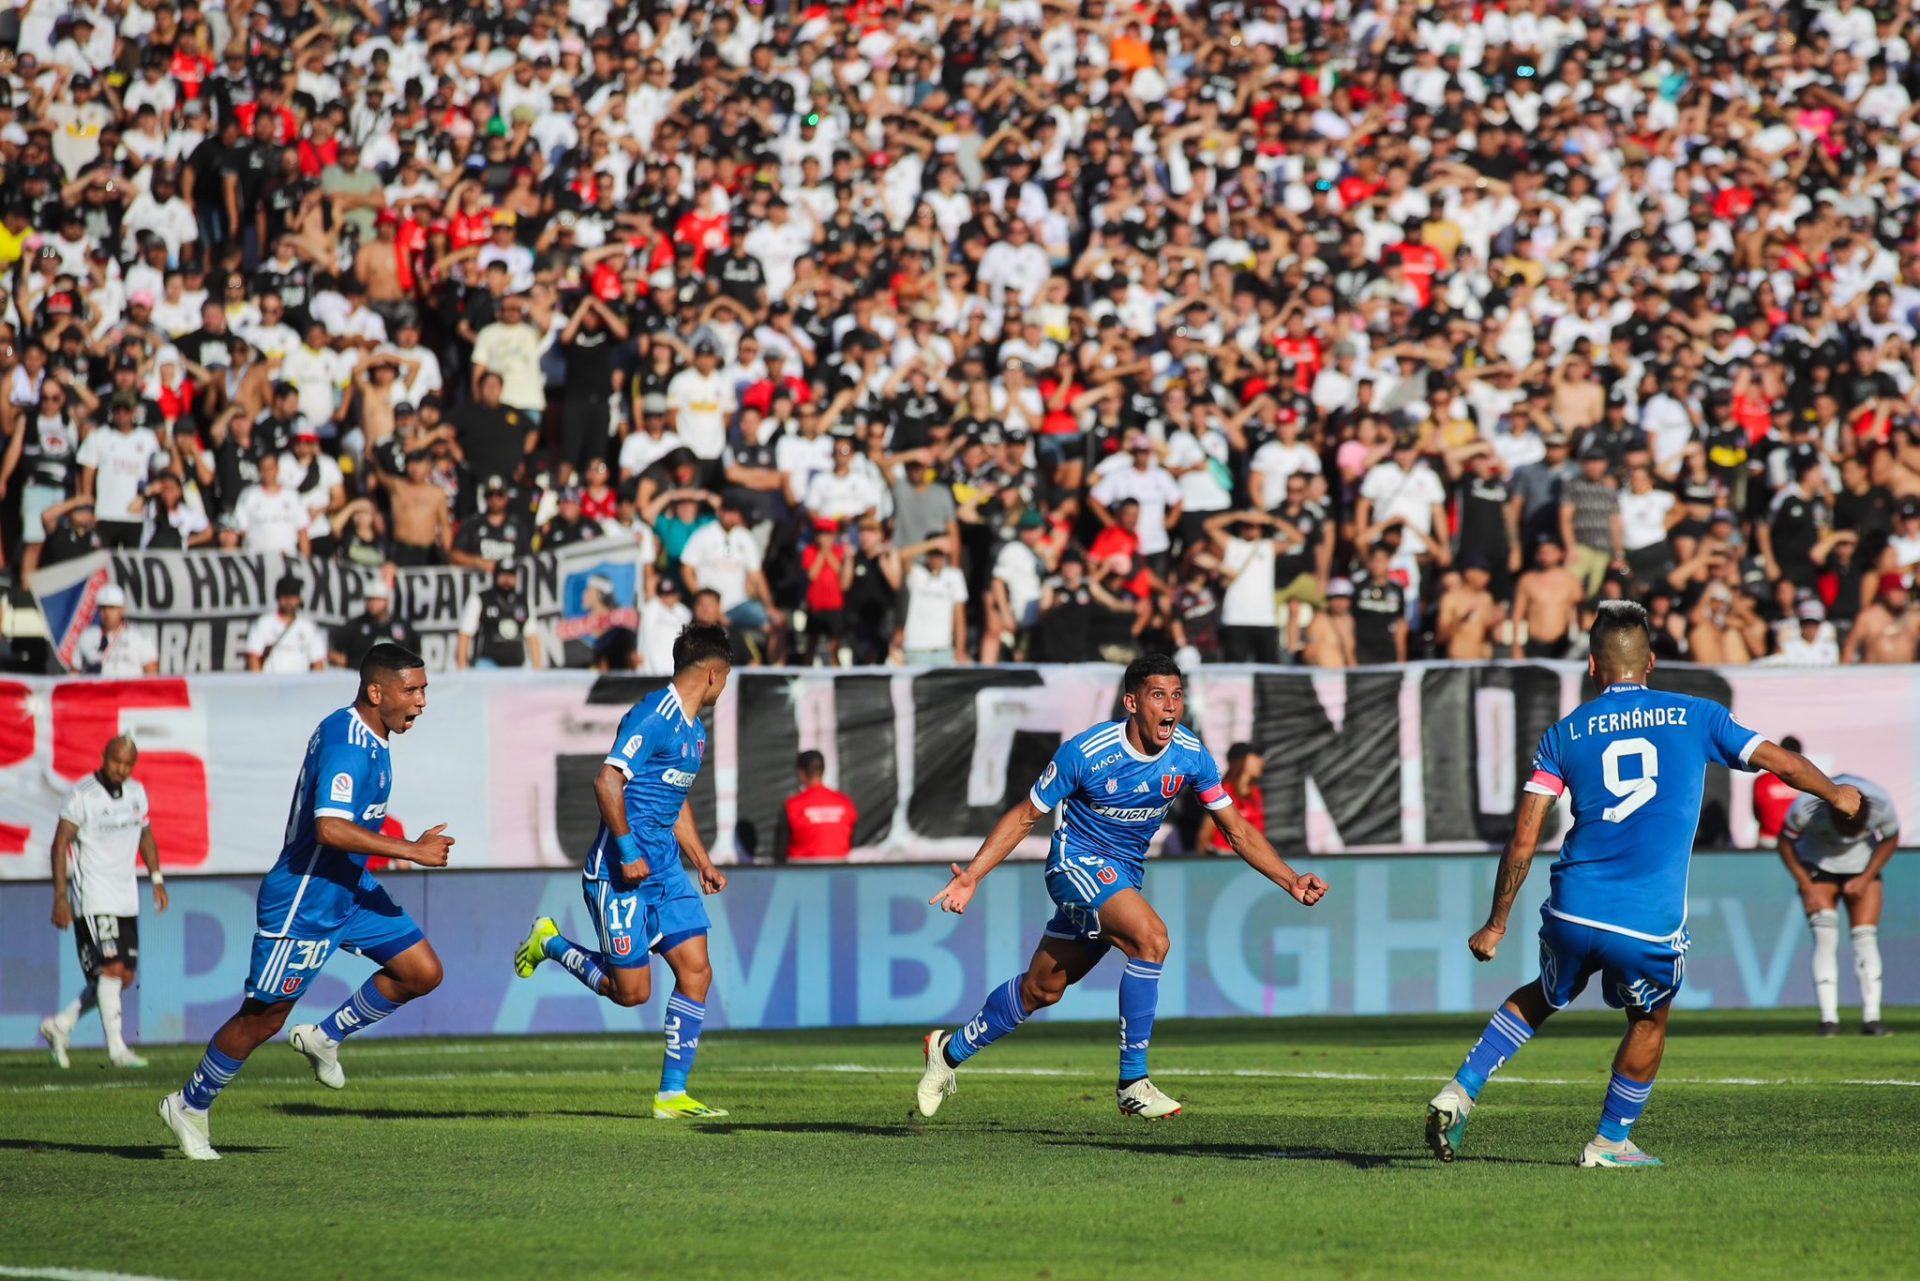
[930,864,978,914]
[1468,924,1506,962]
[410,823,455,868]
[1830,784,1864,823]
[1289,874,1329,907]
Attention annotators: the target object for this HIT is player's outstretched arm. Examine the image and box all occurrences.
[1748,741,1862,821]
[1210,805,1328,907]
[1471,790,1554,962]
[676,799,727,895]
[595,762,650,883]
[316,817,455,868]
[930,797,1045,915]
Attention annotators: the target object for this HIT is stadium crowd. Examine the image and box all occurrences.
[7,0,1920,672]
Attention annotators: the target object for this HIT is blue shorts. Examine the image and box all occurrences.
[584,867,709,968]
[1042,848,1141,944]
[245,883,424,1004]
[1537,910,1688,1013]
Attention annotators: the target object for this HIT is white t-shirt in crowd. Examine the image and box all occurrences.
[638,597,691,674]
[1618,488,1675,552]
[77,426,161,524]
[993,541,1045,627]
[279,451,346,540]
[681,522,762,609]
[1249,438,1321,508]
[76,623,159,676]
[667,368,736,459]
[1218,536,1278,627]
[904,562,969,652]
[243,611,329,673]
[1090,465,1182,556]
[234,484,310,554]
[1358,460,1448,554]
[60,773,150,919]
[1164,429,1233,512]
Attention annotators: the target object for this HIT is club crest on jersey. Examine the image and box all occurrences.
[282,977,302,995]
[612,936,632,956]
[1105,777,1118,794]
[1039,762,1058,789]
[1096,866,1119,885]
[329,772,353,802]
[1161,774,1185,798]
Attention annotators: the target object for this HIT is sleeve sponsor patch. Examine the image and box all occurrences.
[623,734,644,759]
[330,772,355,803]
[1038,761,1057,790]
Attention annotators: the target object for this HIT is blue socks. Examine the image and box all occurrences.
[1118,959,1163,1083]
[945,975,1029,1067]
[318,978,402,1042]
[1598,1072,1655,1142]
[545,932,610,996]
[1454,1005,1534,1100]
[660,992,706,1095]
[181,1043,244,1112]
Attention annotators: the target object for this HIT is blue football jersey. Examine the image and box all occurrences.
[584,684,706,881]
[256,707,394,937]
[1526,682,1763,939]
[1030,720,1230,867]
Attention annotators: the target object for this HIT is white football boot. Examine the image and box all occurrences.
[38,1017,70,1069]
[1578,1138,1664,1168]
[1116,1078,1183,1119]
[288,1024,347,1090]
[915,1030,958,1118]
[158,1091,220,1161]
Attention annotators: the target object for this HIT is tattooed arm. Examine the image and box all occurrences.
[1468,790,1555,962]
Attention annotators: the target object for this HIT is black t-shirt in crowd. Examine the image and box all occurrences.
[1455,474,1512,566]
[1767,486,1826,587]
[1353,574,1405,664]
[453,403,530,489]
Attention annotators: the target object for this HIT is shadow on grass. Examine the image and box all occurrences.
[1039,1138,1566,1169]
[272,1102,534,1121]
[0,1138,276,1159]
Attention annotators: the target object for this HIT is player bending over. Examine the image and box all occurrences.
[514,623,733,1120]
[1778,774,1898,1036]
[1425,601,1859,1168]
[159,644,457,1161]
[42,736,166,1069]
[918,653,1329,1120]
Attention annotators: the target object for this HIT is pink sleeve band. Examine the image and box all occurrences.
[1525,769,1565,797]
[1198,784,1228,805]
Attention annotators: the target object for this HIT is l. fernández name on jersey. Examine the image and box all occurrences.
[1524,683,1762,941]
[1030,720,1231,866]
[256,707,393,938]
[585,683,707,881]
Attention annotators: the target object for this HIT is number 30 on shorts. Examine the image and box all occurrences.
[1601,737,1659,823]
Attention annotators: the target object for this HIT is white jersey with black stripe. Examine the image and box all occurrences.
[60,773,150,919]
[1783,774,1898,875]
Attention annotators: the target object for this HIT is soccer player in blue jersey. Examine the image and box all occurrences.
[917,653,1329,1120]
[158,644,457,1161]
[1425,601,1860,1168]
[512,623,733,1119]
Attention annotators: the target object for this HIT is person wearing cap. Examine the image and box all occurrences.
[451,474,533,572]
[1303,578,1359,669]
[457,560,543,670]
[1090,431,1183,575]
[469,294,546,422]
[901,535,971,667]
[666,339,736,477]
[620,392,686,487]
[1773,598,1839,667]
[76,390,163,550]
[981,510,1056,664]
[233,452,312,557]
[75,585,160,677]
[330,579,418,670]
[542,485,598,550]
[243,575,328,673]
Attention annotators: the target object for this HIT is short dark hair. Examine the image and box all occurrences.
[1225,741,1258,770]
[672,622,732,673]
[1589,600,1652,679]
[360,641,424,693]
[1123,652,1183,694]
[796,749,825,777]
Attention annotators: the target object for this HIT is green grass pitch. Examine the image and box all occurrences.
[3,1011,1917,1280]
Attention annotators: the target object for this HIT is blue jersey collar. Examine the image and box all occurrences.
[1602,682,1647,696]
[1114,720,1173,763]
[350,705,389,745]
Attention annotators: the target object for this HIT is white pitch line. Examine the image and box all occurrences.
[0,1266,197,1281]
[7,1062,1919,1096]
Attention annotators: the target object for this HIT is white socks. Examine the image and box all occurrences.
[52,984,98,1036]
[95,975,131,1059]
[1809,909,1841,1023]
[1853,925,1884,1024]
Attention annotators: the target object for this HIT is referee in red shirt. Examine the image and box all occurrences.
[777,752,858,861]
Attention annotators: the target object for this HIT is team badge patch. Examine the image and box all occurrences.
[1039,762,1057,789]
[1161,774,1185,798]
[612,936,632,956]
[1097,866,1119,885]
[330,772,354,802]
[1105,778,1118,794]
[282,977,302,995]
